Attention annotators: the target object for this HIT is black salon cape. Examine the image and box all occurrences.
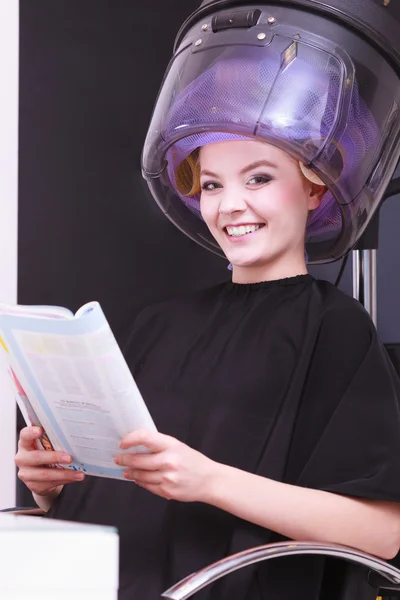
[46,275,400,600]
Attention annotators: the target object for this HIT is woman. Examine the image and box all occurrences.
[16,136,400,599]
[15,37,400,600]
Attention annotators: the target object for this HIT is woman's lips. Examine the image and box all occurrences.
[223,223,265,241]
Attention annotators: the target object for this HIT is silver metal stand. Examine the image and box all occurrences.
[352,249,377,326]
[351,174,400,326]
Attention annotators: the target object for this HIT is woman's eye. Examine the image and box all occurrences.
[201,181,221,192]
[248,175,271,186]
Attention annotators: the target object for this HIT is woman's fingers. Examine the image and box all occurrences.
[18,465,84,497]
[18,466,84,485]
[18,426,43,450]
[123,469,163,484]
[15,448,72,468]
[16,426,73,467]
[114,451,163,470]
[119,429,173,452]
[15,426,83,499]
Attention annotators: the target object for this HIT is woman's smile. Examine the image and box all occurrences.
[224,223,266,240]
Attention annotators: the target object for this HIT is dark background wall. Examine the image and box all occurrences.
[17,1,400,502]
[18,0,231,347]
[308,163,400,344]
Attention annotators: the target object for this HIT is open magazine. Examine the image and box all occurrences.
[0,301,157,479]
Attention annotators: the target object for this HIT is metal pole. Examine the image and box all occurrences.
[352,249,378,326]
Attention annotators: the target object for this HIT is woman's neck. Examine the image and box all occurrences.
[231,256,308,284]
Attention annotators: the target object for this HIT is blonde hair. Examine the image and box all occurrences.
[175,149,201,197]
[174,147,324,197]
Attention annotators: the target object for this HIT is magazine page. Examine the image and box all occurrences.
[0,303,156,479]
[0,303,75,320]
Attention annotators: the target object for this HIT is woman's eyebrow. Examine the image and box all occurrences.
[200,168,219,178]
[240,160,278,174]
[200,160,278,179]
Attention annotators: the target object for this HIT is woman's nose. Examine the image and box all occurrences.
[218,188,248,215]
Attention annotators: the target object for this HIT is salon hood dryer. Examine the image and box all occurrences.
[142,0,400,266]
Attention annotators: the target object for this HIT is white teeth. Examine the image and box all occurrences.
[226,224,261,237]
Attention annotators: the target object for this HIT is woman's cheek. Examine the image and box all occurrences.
[275,187,309,220]
[275,184,300,205]
[200,201,216,229]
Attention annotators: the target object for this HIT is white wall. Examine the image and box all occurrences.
[0,0,19,509]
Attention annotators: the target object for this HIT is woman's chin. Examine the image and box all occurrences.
[224,251,264,269]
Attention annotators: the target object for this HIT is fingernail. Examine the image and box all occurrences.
[61,454,72,463]
[113,457,120,465]
[32,427,41,435]
[75,473,85,480]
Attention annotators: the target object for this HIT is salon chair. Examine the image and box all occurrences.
[2,502,400,599]
[3,502,400,600]
[162,542,400,599]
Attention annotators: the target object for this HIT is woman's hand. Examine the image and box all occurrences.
[114,429,218,502]
[15,426,85,500]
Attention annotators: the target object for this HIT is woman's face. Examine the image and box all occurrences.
[199,139,323,283]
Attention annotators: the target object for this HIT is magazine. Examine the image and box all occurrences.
[0,301,156,479]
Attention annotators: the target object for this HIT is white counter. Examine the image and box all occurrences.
[0,513,119,599]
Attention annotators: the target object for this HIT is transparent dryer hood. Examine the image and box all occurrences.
[142,0,400,263]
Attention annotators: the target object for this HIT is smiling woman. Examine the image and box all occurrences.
[175,139,326,283]
[35,162,400,599]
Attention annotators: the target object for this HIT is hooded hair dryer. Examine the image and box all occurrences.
[142,0,400,264]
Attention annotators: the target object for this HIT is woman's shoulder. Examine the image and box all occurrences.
[122,284,226,355]
[310,277,374,330]
[132,282,226,326]
[139,277,371,321]
[131,276,374,334]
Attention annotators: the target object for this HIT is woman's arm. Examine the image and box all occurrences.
[204,462,400,560]
[115,430,400,560]
[32,487,63,512]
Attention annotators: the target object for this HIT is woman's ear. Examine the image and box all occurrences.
[298,162,326,211]
[308,182,326,211]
